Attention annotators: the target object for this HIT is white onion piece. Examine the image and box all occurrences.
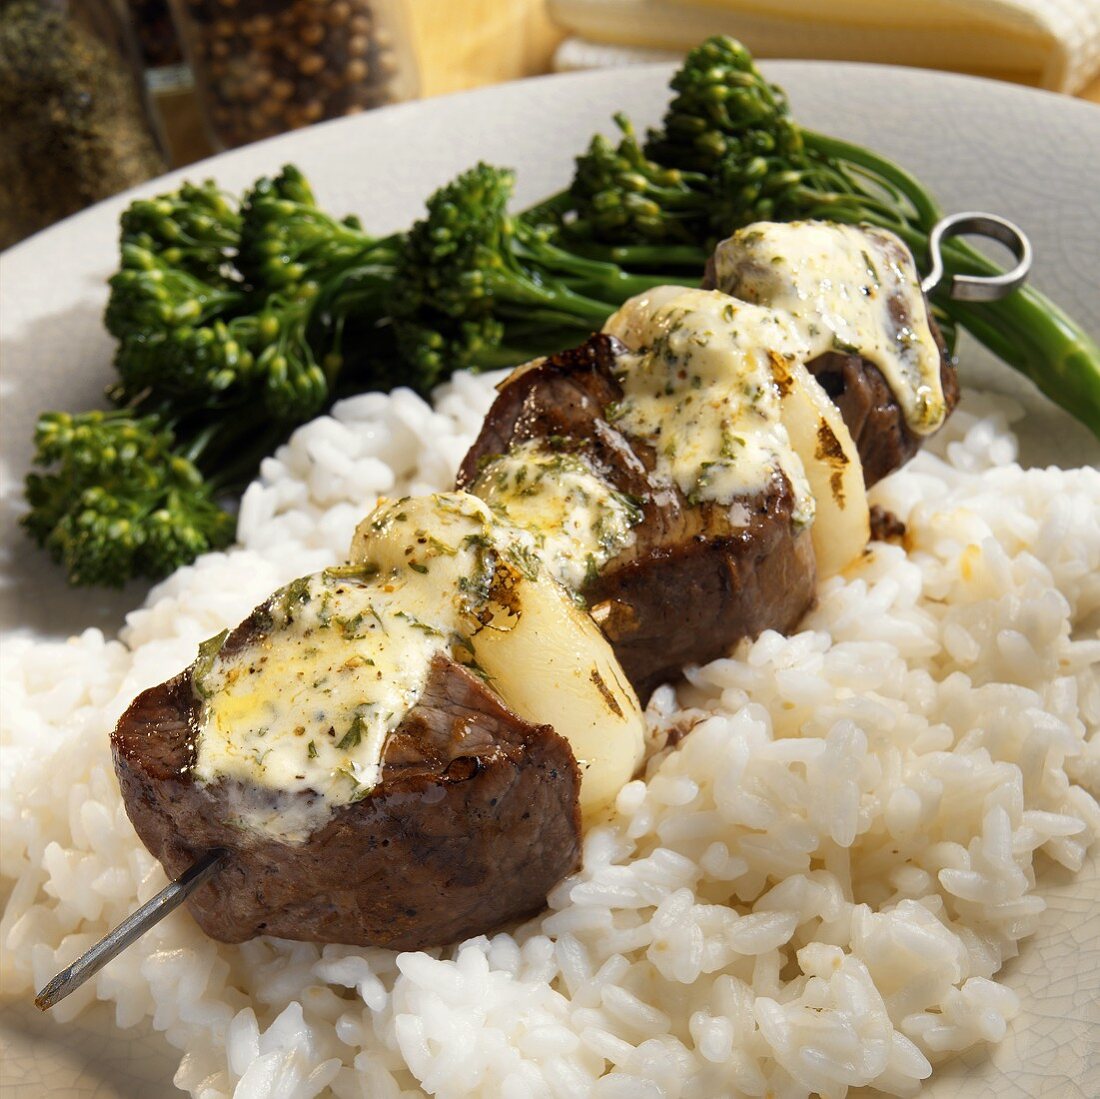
[471,570,645,821]
[352,494,645,821]
[775,358,869,578]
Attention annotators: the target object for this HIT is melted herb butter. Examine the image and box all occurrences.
[604,287,815,525]
[711,221,945,433]
[471,440,642,591]
[192,493,502,843]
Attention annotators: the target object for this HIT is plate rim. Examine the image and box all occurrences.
[1,58,1098,1099]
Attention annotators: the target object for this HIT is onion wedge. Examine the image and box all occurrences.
[774,355,869,578]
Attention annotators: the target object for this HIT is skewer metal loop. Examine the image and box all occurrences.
[34,848,227,1011]
[921,211,1032,302]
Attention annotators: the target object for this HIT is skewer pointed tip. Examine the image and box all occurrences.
[34,972,70,1012]
[33,849,227,1012]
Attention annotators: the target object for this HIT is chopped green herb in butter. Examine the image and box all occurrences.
[471,440,642,591]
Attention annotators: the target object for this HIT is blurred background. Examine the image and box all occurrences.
[2,0,1098,250]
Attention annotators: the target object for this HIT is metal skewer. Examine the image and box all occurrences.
[34,848,227,1011]
[32,209,1033,1014]
[921,211,1032,301]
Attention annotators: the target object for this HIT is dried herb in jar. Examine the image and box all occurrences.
[0,0,166,249]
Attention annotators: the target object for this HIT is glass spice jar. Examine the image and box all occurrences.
[0,0,167,248]
[168,0,419,150]
[126,0,215,165]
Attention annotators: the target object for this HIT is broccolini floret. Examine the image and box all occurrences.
[119,179,241,285]
[22,411,235,587]
[571,114,706,246]
[389,163,676,386]
[238,165,388,293]
[35,169,411,587]
[235,166,402,416]
[107,242,254,402]
[644,37,805,176]
[107,169,402,419]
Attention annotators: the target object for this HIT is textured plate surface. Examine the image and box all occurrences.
[1,61,1098,1097]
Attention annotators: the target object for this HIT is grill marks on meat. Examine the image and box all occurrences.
[111,601,581,950]
[457,335,817,700]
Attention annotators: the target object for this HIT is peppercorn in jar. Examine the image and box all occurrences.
[168,0,418,149]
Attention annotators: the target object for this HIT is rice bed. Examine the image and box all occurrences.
[1,374,1098,1098]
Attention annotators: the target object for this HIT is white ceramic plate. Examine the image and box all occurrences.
[1,62,1097,1097]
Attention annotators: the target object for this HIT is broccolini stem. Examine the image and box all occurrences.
[522,190,576,223]
[803,132,943,231]
[932,238,1100,436]
[569,241,710,270]
[180,420,222,465]
[880,222,1100,437]
[204,421,290,492]
[479,269,618,328]
[515,237,689,300]
[564,268,695,303]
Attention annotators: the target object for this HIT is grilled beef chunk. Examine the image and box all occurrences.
[111,600,582,950]
[869,504,906,543]
[701,256,958,487]
[456,335,816,701]
[802,347,958,487]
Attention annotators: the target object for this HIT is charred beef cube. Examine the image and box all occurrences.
[802,346,959,487]
[112,602,581,951]
[457,335,816,701]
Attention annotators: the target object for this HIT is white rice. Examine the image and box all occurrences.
[1,376,1097,1099]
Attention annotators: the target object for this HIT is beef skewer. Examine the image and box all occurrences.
[460,221,962,696]
[35,215,1030,1008]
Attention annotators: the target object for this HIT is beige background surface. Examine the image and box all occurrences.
[404,0,1100,103]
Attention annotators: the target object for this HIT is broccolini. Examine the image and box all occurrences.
[23,35,1100,590]
[565,36,1100,431]
[389,163,676,386]
[23,411,235,587]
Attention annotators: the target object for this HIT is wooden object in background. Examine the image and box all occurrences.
[404,0,564,97]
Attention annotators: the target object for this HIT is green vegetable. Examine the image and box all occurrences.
[564,35,1100,433]
[569,114,708,251]
[237,165,384,291]
[30,166,413,588]
[106,242,252,403]
[23,35,1100,589]
[108,166,404,418]
[645,37,938,233]
[22,411,236,587]
[120,180,241,285]
[388,162,674,387]
[896,235,1100,437]
[236,166,405,415]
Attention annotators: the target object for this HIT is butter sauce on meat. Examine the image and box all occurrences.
[703,222,959,487]
[191,493,641,840]
[461,220,954,698]
[113,493,644,947]
[113,221,957,950]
